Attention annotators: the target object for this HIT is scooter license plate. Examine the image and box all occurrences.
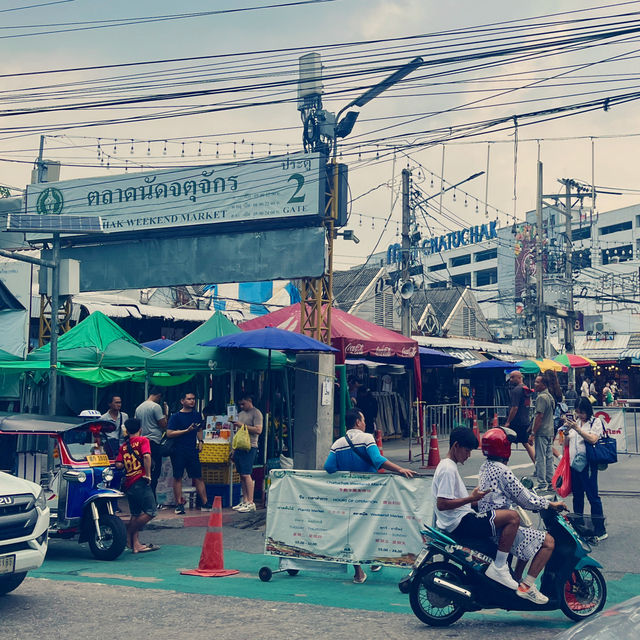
[0,554,16,575]
[413,548,429,568]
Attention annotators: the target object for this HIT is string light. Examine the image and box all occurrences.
[113,139,117,154]
[130,139,134,154]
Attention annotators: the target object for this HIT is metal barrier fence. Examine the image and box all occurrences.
[414,403,640,456]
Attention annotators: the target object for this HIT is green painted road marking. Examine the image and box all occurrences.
[32,544,640,628]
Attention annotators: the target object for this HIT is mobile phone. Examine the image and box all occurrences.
[564,413,575,422]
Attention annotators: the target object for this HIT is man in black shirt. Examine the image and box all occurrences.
[504,371,535,463]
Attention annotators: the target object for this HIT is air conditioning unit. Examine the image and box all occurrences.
[594,321,605,332]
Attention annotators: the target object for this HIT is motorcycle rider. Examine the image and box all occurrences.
[477,428,567,605]
[432,427,521,591]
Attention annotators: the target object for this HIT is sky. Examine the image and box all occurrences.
[3,0,640,271]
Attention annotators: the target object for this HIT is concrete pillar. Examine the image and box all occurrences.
[293,352,335,470]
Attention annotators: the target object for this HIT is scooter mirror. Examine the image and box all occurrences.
[521,476,534,490]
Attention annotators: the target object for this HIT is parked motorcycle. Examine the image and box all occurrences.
[401,481,606,626]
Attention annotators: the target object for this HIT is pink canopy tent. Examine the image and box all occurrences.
[241,303,422,446]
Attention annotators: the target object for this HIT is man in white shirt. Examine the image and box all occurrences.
[432,427,521,591]
[580,378,590,398]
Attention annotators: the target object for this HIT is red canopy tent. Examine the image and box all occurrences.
[241,303,422,445]
[240,303,418,363]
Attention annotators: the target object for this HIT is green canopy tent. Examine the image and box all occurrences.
[0,311,153,387]
[146,311,286,374]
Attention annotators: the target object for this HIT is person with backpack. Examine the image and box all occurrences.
[114,418,159,553]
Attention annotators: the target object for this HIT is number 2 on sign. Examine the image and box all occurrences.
[287,173,305,203]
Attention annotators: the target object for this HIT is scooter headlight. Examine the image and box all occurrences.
[35,487,47,510]
[102,467,114,483]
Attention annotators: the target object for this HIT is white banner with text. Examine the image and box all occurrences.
[265,470,432,567]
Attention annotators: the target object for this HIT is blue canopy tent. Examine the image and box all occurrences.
[419,346,462,368]
[465,360,518,371]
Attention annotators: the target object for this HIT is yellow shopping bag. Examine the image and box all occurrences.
[232,424,251,451]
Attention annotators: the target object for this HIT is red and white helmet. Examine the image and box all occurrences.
[481,427,517,460]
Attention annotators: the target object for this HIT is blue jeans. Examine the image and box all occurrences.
[571,463,605,535]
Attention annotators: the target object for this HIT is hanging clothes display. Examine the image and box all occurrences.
[372,391,408,437]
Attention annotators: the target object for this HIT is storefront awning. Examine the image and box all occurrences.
[574,334,630,362]
[621,348,640,360]
[439,348,489,368]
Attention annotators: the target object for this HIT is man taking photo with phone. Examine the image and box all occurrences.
[166,391,213,514]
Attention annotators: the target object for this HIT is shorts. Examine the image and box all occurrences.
[126,478,157,518]
[233,447,258,475]
[493,526,546,562]
[513,424,531,444]
[452,510,497,539]
[170,449,202,479]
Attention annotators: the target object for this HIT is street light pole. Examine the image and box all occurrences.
[298,55,423,343]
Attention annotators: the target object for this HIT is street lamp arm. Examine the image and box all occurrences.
[0,248,54,269]
[343,56,424,111]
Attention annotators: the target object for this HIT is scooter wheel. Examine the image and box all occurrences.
[558,566,607,621]
[409,561,466,627]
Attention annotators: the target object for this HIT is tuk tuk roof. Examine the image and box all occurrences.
[0,413,117,434]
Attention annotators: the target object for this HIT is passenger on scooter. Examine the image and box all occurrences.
[432,427,521,591]
[478,428,567,605]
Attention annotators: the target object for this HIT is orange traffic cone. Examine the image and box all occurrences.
[375,428,384,456]
[472,415,480,443]
[426,424,441,469]
[492,414,498,428]
[180,496,239,577]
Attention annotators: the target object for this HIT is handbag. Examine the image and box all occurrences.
[584,418,617,465]
[232,424,251,451]
[159,432,174,457]
[552,447,572,498]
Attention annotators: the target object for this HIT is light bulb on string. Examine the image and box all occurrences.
[475,201,479,214]
[216,143,219,158]
[113,139,117,154]
[233,142,236,158]
[359,211,362,226]
[358,147,362,161]
[268,143,272,156]
[97,138,101,158]
[198,141,202,155]
[181,142,185,157]
[464,196,468,207]
[163,140,167,155]
[251,143,254,158]
[452,190,456,202]
[376,145,380,160]
[125,159,128,173]
[147,141,151,156]
[130,139,134,154]
[430,175,434,188]
[371,217,374,230]
[396,221,399,237]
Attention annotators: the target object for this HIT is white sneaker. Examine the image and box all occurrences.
[517,583,549,605]
[485,562,519,590]
[237,502,256,513]
[232,502,245,511]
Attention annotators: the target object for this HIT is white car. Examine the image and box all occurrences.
[0,470,50,595]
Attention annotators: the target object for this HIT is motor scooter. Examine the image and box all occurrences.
[0,413,127,561]
[400,480,606,626]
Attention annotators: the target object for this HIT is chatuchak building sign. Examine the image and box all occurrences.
[26,152,324,236]
[425,221,498,254]
[386,221,498,264]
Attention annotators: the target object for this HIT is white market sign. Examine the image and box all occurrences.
[26,152,325,235]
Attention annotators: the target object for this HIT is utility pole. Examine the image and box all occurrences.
[564,181,575,386]
[35,135,60,415]
[401,168,411,337]
[535,161,545,359]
